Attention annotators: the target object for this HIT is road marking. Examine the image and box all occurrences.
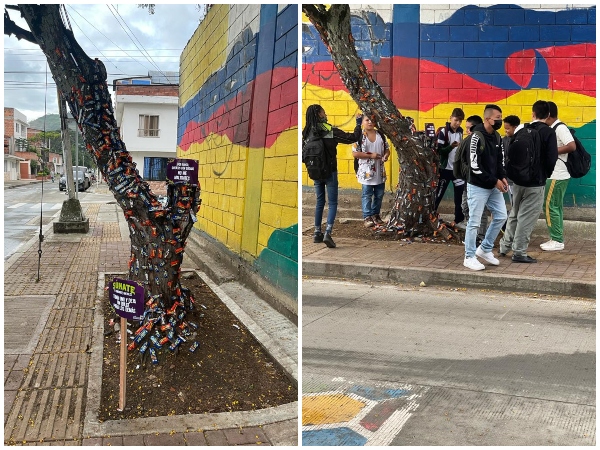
[51,203,63,210]
[7,203,26,209]
[302,383,426,446]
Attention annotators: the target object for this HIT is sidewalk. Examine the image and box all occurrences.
[4,185,298,446]
[302,216,595,299]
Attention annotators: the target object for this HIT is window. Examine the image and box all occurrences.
[15,123,20,134]
[138,115,160,137]
[144,157,168,181]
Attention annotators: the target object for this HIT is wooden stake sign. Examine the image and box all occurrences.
[108,278,144,411]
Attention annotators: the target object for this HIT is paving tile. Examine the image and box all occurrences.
[4,370,24,390]
[183,431,207,445]
[122,435,146,446]
[4,355,18,370]
[262,420,298,446]
[102,436,124,445]
[204,430,229,446]
[223,427,269,445]
[144,432,186,446]
[81,437,103,446]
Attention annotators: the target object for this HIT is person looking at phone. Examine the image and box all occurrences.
[433,107,466,226]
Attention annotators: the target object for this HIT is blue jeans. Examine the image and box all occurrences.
[361,183,385,218]
[465,183,507,258]
[314,171,338,231]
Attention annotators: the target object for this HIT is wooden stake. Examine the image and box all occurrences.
[118,317,127,411]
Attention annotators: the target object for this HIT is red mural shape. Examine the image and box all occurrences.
[179,67,296,152]
[505,49,537,88]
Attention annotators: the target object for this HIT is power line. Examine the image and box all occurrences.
[67,5,154,74]
[107,4,168,78]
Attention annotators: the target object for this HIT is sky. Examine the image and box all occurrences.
[4,4,203,124]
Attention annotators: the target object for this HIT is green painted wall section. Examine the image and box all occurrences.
[254,224,298,299]
[564,120,595,207]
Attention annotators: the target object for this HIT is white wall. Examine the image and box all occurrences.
[115,95,179,177]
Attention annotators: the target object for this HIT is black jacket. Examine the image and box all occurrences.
[315,123,362,173]
[524,121,558,186]
[468,123,506,189]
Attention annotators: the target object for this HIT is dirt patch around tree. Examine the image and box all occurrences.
[304,219,466,245]
[98,272,297,421]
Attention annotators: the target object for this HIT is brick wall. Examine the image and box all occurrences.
[4,107,15,139]
[115,85,179,97]
[302,4,596,206]
[178,5,298,303]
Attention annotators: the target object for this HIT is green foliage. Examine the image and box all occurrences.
[29,114,61,131]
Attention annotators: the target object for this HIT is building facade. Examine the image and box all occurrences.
[4,107,28,180]
[113,72,179,188]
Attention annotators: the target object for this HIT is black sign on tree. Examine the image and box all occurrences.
[108,278,144,411]
[166,159,199,186]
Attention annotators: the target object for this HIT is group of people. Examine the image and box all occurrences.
[303,101,575,265]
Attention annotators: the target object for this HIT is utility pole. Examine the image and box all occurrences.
[53,93,88,233]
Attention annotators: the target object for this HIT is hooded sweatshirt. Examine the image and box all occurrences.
[468,123,506,189]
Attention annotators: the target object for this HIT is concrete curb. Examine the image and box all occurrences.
[302,259,596,299]
[84,270,297,438]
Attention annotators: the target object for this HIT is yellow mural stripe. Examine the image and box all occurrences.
[303,82,596,130]
[180,5,229,107]
[178,128,297,258]
[302,83,595,189]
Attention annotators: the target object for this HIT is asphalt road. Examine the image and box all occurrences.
[302,279,596,446]
[4,182,110,259]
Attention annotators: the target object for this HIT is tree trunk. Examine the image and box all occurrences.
[7,6,201,340]
[303,5,457,239]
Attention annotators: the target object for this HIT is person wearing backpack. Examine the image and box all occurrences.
[302,104,361,248]
[434,108,466,226]
[540,101,576,251]
[499,101,558,263]
[352,116,390,227]
[462,104,508,271]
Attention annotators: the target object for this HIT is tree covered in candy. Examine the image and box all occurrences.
[303,5,458,240]
[5,4,201,357]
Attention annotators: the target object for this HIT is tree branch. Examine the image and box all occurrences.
[4,8,37,44]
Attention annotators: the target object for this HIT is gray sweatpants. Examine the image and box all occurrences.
[499,184,545,256]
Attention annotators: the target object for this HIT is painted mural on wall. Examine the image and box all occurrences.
[178,4,298,300]
[302,4,596,206]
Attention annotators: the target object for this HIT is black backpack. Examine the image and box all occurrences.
[302,128,331,181]
[554,122,591,179]
[453,131,481,180]
[505,123,542,185]
[353,129,387,174]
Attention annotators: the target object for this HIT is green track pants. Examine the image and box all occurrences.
[544,178,569,243]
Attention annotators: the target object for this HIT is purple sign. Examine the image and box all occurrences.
[109,278,144,321]
[166,158,198,186]
[424,123,436,138]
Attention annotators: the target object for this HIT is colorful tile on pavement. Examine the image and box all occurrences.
[302,380,426,446]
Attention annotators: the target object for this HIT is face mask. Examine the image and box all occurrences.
[492,119,502,130]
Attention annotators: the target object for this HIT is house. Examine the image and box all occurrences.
[4,107,28,180]
[113,71,179,194]
[27,127,63,175]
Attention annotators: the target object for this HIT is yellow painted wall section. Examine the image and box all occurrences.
[302,83,595,190]
[179,5,229,107]
[258,128,298,255]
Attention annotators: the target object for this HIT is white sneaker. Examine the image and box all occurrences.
[540,240,564,251]
[464,256,485,271]
[476,246,499,265]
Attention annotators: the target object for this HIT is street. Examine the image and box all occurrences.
[4,181,111,259]
[302,279,596,446]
